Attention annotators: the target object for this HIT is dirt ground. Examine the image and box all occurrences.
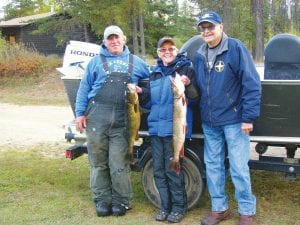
[0,102,299,159]
[0,103,73,148]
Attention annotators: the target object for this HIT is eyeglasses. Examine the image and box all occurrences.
[158,47,177,53]
[199,24,216,32]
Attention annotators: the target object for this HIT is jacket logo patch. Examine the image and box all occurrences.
[214,60,225,72]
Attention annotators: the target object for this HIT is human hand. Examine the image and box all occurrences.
[180,75,190,86]
[136,85,142,93]
[241,122,253,135]
[76,116,87,133]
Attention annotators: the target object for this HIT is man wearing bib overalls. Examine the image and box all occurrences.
[75,25,149,217]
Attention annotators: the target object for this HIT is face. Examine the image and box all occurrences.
[199,22,223,48]
[104,34,126,55]
[157,41,178,66]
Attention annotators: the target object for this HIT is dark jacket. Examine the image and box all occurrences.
[140,52,199,138]
[194,33,261,126]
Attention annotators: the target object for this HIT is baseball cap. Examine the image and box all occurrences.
[103,25,124,40]
[157,36,176,48]
[197,11,222,26]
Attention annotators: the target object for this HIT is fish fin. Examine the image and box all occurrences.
[169,159,180,175]
[134,132,139,140]
[179,146,184,157]
[182,96,187,106]
[169,75,175,86]
[134,103,138,112]
[184,124,188,134]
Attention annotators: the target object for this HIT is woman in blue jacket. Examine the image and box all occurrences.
[140,36,199,223]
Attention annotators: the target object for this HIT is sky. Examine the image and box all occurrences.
[0,0,10,19]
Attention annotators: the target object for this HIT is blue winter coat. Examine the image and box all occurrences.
[194,33,261,126]
[144,52,198,138]
[75,44,149,117]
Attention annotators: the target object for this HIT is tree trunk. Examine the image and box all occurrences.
[269,0,276,33]
[286,0,292,29]
[83,23,90,42]
[132,15,139,55]
[294,0,299,30]
[139,13,146,60]
[252,0,264,62]
[222,0,231,33]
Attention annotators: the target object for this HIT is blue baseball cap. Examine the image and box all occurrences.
[197,11,222,26]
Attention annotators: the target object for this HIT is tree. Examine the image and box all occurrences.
[5,0,299,59]
[252,0,264,62]
[4,0,51,19]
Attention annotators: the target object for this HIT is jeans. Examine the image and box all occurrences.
[151,136,187,214]
[202,123,256,215]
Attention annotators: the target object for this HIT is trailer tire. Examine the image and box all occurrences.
[141,155,204,210]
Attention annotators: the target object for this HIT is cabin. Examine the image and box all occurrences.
[0,12,101,56]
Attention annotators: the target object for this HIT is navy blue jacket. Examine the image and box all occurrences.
[194,33,261,126]
[141,52,199,138]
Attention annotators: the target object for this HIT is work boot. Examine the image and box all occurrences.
[238,214,254,225]
[167,211,185,223]
[112,204,126,216]
[155,210,169,221]
[201,209,230,225]
[95,202,112,217]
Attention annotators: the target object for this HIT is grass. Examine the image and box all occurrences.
[0,71,69,106]
[0,145,299,225]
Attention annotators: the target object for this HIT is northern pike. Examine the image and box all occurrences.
[126,83,141,162]
[169,73,187,174]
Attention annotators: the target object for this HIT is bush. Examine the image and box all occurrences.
[0,38,61,78]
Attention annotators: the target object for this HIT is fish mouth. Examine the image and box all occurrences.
[127,83,136,93]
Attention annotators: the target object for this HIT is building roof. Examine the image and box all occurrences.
[0,12,56,27]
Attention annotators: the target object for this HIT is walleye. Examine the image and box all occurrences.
[169,73,187,174]
[126,83,141,163]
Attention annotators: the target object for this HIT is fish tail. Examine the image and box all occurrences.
[129,152,135,165]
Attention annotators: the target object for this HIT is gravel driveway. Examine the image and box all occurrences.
[0,103,73,148]
[0,102,299,159]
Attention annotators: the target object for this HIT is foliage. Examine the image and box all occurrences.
[32,15,90,47]
[2,0,197,57]
[2,0,300,59]
[193,0,300,59]
[0,39,61,78]
[4,0,52,20]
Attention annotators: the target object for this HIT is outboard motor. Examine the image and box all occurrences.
[264,33,300,80]
[57,41,100,116]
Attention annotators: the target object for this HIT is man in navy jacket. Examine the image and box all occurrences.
[194,11,261,225]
